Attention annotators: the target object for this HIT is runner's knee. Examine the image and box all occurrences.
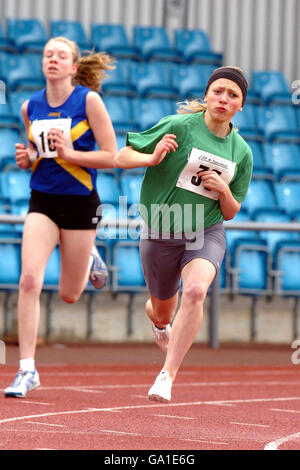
[59,288,81,304]
[19,272,42,294]
[184,281,206,304]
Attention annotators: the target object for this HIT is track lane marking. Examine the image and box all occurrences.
[231,422,270,428]
[1,396,300,426]
[271,408,300,414]
[264,431,300,450]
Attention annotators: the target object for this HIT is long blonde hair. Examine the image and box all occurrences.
[177,98,207,114]
[44,36,115,92]
[176,65,246,114]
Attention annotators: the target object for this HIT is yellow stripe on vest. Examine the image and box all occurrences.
[55,158,93,191]
[70,120,90,142]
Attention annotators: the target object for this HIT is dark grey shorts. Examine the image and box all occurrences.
[139,222,226,300]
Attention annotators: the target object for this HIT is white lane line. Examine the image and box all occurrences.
[155,414,195,420]
[21,401,52,406]
[264,431,300,450]
[27,421,66,428]
[271,408,300,414]
[1,396,300,426]
[231,422,270,428]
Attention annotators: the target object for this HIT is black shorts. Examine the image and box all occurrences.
[139,222,226,300]
[28,189,101,230]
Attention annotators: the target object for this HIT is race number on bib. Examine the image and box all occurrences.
[31,118,73,158]
[176,148,236,200]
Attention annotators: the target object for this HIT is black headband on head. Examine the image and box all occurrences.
[205,67,248,105]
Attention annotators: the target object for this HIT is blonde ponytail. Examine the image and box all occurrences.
[73,51,115,92]
[176,99,207,114]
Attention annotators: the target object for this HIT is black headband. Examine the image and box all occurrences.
[205,67,248,105]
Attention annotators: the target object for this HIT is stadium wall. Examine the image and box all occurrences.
[0,0,299,84]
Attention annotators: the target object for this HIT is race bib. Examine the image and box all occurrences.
[31,118,73,158]
[176,147,236,200]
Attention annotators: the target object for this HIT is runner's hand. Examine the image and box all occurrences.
[47,128,69,160]
[200,170,229,195]
[149,134,178,166]
[15,143,31,169]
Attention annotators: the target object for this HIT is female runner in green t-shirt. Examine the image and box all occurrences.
[115,66,253,402]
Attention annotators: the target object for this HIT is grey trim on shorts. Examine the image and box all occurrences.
[139,222,226,300]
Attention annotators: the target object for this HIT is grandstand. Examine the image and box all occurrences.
[0,3,299,347]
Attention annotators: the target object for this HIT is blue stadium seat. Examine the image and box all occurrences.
[0,22,16,52]
[96,203,121,251]
[231,239,271,294]
[0,168,31,203]
[9,90,34,124]
[225,210,257,253]
[96,171,120,205]
[0,202,16,235]
[112,242,145,291]
[119,171,144,206]
[6,18,47,53]
[9,199,29,233]
[0,128,22,166]
[273,241,300,295]
[251,70,292,105]
[274,181,300,218]
[130,61,177,99]
[231,104,263,142]
[102,59,136,96]
[263,143,300,181]
[132,26,181,62]
[296,106,300,128]
[174,29,223,65]
[255,211,298,255]
[171,63,215,99]
[243,179,278,218]
[0,100,20,129]
[50,21,91,50]
[44,246,60,287]
[91,24,140,60]
[102,96,137,133]
[115,134,127,151]
[246,140,272,179]
[132,98,175,131]
[0,243,21,285]
[0,53,44,91]
[257,105,300,143]
[244,81,261,104]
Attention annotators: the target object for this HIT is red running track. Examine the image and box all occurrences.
[0,343,300,451]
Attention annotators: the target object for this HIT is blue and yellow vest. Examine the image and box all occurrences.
[28,85,97,195]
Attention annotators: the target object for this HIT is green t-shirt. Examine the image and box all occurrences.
[127,111,253,234]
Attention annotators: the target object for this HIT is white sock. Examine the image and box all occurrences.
[19,358,35,372]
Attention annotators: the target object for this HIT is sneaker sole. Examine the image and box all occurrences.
[148,393,170,403]
[4,381,40,398]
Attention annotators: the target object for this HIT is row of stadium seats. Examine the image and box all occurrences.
[0,222,299,297]
[1,167,300,219]
[0,19,223,65]
[0,95,299,156]
[0,50,296,109]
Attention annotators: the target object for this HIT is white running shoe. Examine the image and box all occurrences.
[148,370,172,403]
[89,245,108,289]
[151,323,171,352]
[4,369,40,398]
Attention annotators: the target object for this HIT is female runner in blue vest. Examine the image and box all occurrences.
[4,37,117,397]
